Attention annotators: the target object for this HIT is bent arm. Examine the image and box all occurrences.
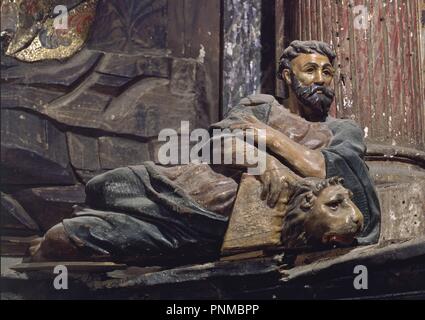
[209,133,278,173]
[209,134,301,207]
[267,127,326,178]
[227,119,326,178]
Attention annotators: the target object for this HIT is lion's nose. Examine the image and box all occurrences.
[349,201,364,229]
[351,215,360,224]
[352,213,364,232]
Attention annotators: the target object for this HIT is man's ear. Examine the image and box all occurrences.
[283,69,292,86]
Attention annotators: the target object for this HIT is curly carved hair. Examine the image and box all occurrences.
[277,40,337,98]
[281,176,344,248]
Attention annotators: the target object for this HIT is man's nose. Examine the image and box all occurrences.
[313,71,325,85]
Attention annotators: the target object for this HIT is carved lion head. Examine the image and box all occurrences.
[281,177,364,249]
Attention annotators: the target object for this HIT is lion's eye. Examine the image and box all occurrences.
[326,201,340,210]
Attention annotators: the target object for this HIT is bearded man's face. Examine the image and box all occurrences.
[284,53,336,120]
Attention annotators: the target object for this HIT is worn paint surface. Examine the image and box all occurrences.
[167,0,221,123]
[282,0,425,151]
[222,0,262,113]
[377,181,425,242]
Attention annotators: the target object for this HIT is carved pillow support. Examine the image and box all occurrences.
[221,174,285,255]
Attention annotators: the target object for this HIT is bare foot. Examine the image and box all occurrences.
[29,237,43,255]
[25,237,46,262]
[32,224,88,261]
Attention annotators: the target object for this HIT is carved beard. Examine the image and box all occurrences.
[290,72,335,119]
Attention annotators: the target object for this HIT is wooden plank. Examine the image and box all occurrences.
[403,0,415,147]
[1,236,39,257]
[347,0,359,123]
[323,0,337,117]
[398,1,409,146]
[276,0,285,97]
[326,1,340,116]
[382,0,393,143]
[220,250,265,262]
[406,0,420,147]
[284,0,300,44]
[419,0,425,148]
[330,0,343,116]
[317,0,326,43]
[306,0,317,40]
[366,0,377,142]
[11,261,127,273]
[370,0,388,144]
[311,0,319,41]
[300,0,306,40]
[336,1,355,119]
[352,0,372,137]
[387,0,403,145]
[93,258,281,290]
[221,174,284,255]
[280,237,425,282]
[410,0,425,149]
[87,237,425,296]
[297,0,302,41]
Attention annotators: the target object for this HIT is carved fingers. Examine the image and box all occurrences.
[229,115,270,136]
[260,167,293,210]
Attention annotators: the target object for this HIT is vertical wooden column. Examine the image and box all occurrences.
[420,1,425,113]
[275,0,285,98]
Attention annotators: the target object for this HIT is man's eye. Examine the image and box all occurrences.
[323,70,334,76]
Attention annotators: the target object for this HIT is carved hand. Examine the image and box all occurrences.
[229,115,271,143]
[259,156,300,211]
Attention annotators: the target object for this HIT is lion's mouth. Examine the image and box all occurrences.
[322,234,355,245]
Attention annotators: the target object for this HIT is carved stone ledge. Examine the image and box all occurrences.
[365,143,425,243]
[366,143,425,168]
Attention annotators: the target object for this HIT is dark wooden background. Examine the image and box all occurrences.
[1,0,221,237]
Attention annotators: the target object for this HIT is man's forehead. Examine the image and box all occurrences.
[290,53,332,68]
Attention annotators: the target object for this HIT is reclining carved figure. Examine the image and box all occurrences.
[29,41,380,265]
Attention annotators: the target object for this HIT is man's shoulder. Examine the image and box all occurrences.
[238,94,281,107]
[326,116,363,134]
[325,116,365,149]
[224,94,286,123]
